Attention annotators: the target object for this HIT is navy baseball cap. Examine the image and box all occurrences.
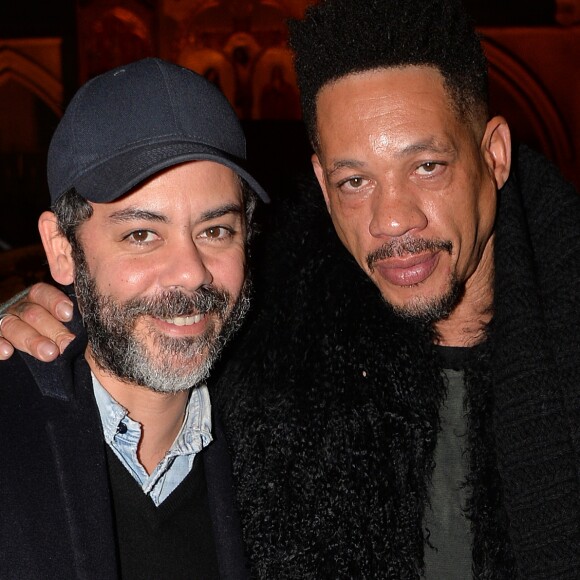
[47,58,269,204]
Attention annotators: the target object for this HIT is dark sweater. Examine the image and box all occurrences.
[106,447,219,579]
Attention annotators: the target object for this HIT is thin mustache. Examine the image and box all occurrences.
[367,238,452,271]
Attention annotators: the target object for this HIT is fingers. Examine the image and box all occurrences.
[0,333,15,360]
[0,318,56,362]
[0,283,76,362]
[26,283,74,322]
[0,314,21,360]
[0,309,72,362]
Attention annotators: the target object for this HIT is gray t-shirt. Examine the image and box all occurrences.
[423,366,472,579]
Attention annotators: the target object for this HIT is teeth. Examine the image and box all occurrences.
[163,314,204,326]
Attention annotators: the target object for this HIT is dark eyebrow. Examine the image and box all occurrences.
[108,208,167,224]
[107,202,244,225]
[327,139,457,178]
[200,203,243,222]
[327,159,366,178]
[397,138,457,158]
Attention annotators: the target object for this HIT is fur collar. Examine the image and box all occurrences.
[213,146,580,578]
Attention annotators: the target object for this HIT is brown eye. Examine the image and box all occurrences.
[337,176,369,193]
[127,230,155,243]
[416,162,444,177]
[205,227,221,239]
[200,226,232,240]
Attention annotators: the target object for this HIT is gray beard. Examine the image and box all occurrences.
[72,244,250,393]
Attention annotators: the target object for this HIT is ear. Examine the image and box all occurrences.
[38,211,75,285]
[481,115,511,189]
[311,153,332,214]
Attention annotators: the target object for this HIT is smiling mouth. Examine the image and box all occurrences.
[160,314,206,326]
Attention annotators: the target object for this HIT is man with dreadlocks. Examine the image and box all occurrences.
[2,0,580,578]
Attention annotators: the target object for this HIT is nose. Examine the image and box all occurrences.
[368,184,427,239]
[158,238,213,291]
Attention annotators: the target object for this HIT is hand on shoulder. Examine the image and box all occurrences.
[0,283,75,362]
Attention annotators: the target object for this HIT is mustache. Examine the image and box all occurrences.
[121,287,230,320]
[367,238,453,271]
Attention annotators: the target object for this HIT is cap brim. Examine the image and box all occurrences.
[73,141,270,204]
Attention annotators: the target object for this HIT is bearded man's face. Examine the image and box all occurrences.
[71,161,250,392]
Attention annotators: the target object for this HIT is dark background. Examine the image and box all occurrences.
[0,0,576,302]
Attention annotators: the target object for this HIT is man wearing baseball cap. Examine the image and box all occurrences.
[0,58,267,578]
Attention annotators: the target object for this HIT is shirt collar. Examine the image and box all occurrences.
[91,373,213,456]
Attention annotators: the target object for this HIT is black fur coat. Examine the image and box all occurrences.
[213,146,580,579]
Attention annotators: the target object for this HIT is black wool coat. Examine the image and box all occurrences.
[213,145,580,579]
[0,313,248,580]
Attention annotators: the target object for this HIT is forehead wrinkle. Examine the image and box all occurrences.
[356,94,401,118]
[368,124,460,158]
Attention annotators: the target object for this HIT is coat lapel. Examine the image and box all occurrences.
[24,334,119,579]
[204,413,250,580]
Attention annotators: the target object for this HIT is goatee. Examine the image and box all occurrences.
[367,236,462,325]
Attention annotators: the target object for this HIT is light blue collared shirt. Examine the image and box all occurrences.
[92,374,213,506]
